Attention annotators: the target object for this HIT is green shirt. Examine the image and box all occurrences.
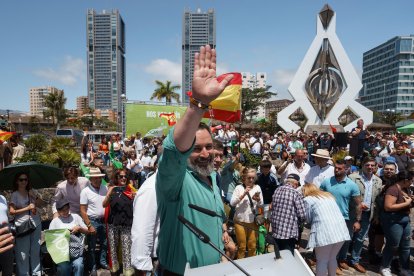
[156,128,225,275]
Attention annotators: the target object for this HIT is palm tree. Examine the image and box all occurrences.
[44,90,67,129]
[150,80,181,104]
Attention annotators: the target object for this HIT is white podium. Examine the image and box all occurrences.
[184,249,314,276]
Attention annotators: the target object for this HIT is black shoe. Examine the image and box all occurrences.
[368,253,381,264]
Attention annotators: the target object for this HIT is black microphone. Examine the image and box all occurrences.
[188,203,220,217]
[178,215,251,276]
[188,203,282,260]
[178,215,210,243]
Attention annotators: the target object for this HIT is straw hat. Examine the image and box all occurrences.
[86,167,105,178]
[311,149,331,159]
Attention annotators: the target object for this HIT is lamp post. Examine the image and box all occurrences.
[120,93,126,139]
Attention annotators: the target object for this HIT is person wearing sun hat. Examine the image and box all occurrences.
[305,149,335,188]
[80,167,109,275]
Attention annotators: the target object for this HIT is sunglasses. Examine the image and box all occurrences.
[18,178,28,182]
[118,175,127,179]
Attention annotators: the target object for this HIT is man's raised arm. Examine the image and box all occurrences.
[173,45,233,152]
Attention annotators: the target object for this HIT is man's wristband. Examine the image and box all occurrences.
[87,223,92,228]
[189,97,212,111]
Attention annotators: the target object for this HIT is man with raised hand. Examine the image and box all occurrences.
[156,45,233,275]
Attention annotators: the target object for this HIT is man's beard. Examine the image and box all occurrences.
[188,157,215,177]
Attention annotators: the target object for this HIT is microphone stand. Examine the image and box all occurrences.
[178,215,251,276]
[188,203,281,259]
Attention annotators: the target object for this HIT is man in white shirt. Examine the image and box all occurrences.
[249,132,262,156]
[305,149,334,188]
[80,167,108,275]
[135,132,144,156]
[277,149,310,186]
[131,173,159,276]
[52,167,90,217]
[140,149,153,178]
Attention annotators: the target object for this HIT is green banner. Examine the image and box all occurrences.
[45,229,70,264]
[125,103,187,137]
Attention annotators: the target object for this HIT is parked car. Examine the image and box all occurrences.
[56,129,84,147]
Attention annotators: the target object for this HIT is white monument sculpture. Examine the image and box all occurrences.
[277,5,372,132]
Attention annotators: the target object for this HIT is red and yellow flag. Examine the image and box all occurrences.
[187,72,242,123]
[0,131,15,143]
[159,112,177,126]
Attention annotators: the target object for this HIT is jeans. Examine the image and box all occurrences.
[381,212,411,270]
[87,218,108,272]
[337,220,353,261]
[350,211,371,264]
[275,238,296,255]
[101,153,110,166]
[0,246,14,276]
[315,241,344,276]
[15,223,42,276]
[234,221,257,259]
[56,256,84,276]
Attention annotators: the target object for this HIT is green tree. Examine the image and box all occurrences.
[150,80,181,104]
[241,86,277,123]
[44,90,67,129]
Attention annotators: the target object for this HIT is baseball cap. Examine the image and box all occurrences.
[286,173,300,182]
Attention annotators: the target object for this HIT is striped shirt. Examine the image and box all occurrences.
[271,184,306,239]
[304,196,350,248]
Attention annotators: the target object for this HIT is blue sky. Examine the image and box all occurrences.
[1,0,413,112]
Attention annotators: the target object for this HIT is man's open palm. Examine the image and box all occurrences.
[192,45,233,104]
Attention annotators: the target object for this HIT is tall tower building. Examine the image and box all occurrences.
[29,87,64,117]
[87,9,126,115]
[360,35,414,115]
[182,8,215,102]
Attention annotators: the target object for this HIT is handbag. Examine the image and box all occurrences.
[15,210,36,237]
[69,233,85,259]
[247,192,265,226]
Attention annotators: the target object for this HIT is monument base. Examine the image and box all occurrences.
[305,125,344,134]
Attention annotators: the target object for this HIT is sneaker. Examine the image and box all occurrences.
[380,267,392,276]
[400,269,414,276]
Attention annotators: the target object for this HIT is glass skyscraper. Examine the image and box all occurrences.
[87,9,125,114]
[360,35,414,115]
[182,8,215,102]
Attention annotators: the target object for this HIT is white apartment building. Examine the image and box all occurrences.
[29,87,64,117]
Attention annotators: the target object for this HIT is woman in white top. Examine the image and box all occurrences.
[302,184,350,276]
[9,172,43,276]
[230,167,263,259]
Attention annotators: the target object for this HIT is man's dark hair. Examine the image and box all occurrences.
[362,156,376,165]
[198,122,212,135]
[260,159,272,169]
[335,159,346,165]
[212,139,224,151]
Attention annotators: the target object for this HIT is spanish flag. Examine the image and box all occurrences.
[0,131,15,143]
[188,73,242,123]
[159,112,177,126]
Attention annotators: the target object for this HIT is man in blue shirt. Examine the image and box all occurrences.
[320,159,362,273]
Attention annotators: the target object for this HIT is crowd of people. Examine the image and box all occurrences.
[0,45,413,276]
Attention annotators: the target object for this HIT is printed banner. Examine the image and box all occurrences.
[45,229,70,264]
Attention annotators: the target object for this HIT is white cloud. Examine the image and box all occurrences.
[272,69,295,87]
[144,59,182,84]
[33,56,85,86]
[143,59,231,85]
